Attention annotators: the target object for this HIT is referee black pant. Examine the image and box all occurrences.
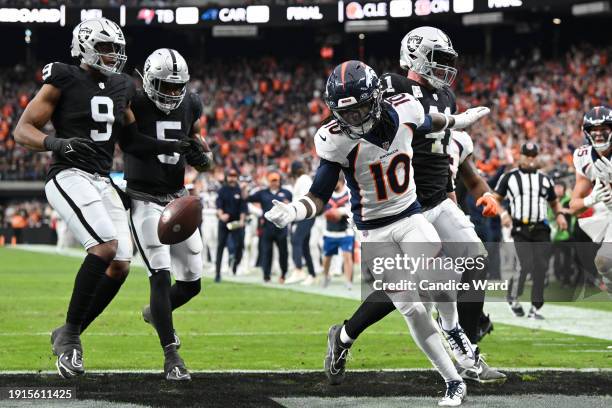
[508,222,551,309]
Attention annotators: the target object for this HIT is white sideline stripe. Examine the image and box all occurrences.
[9,245,612,341]
[1,368,611,375]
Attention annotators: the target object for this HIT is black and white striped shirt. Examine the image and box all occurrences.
[494,168,556,224]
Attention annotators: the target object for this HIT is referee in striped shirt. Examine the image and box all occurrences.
[493,143,568,319]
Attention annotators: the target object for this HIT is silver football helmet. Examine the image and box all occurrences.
[143,48,190,114]
[400,26,458,89]
[70,18,126,76]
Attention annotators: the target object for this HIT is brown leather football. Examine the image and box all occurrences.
[157,196,203,245]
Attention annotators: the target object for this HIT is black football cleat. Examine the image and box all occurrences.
[324,324,351,385]
[163,345,191,381]
[51,326,84,379]
[142,305,181,349]
[475,313,494,343]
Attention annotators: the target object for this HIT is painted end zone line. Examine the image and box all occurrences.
[1,368,611,375]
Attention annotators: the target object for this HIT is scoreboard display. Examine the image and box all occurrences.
[0,1,607,27]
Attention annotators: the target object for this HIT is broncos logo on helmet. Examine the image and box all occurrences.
[324,60,382,139]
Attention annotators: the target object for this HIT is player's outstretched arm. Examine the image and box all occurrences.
[14,84,60,151]
[15,84,97,162]
[264,159,340,229]
[120,106,191,156]
[424,108,490,134]
[459,155,499,217]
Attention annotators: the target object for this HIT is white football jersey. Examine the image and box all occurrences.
[573,144,612,218]
[449,130,474,182]
[314,93,424,230]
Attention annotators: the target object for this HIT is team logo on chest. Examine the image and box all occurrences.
[99,82,105,89]
[382,141,390,150]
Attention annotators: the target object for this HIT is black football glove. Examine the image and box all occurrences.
[44,135,98,163]
[156,139,192,155]
[184,139,211,169]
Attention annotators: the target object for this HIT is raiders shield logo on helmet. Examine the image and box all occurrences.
[407,36,423,53]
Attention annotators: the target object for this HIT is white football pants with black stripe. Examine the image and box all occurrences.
[129,199,203,281]
[45,168,132,261]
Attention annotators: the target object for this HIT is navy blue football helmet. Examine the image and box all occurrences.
[583,106,612,153]
[324,60,382,139]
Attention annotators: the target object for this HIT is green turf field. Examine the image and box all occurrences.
[1,248,610,372]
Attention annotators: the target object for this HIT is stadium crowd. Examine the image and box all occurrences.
[2,45,612,182]
[0,45,608,289]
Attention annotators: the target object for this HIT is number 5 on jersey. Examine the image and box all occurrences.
[156,121,182,165]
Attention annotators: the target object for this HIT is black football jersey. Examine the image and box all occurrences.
[43,62,135,180]
[124,90,202,195]
[380,72,457,209]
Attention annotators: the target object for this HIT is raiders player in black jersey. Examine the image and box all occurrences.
[325,26,505,386]
[14,18,196,379]
[125,49,212,381]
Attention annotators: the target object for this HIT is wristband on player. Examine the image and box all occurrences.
[440,115,450,132]
[43,135,60,152]
[583,194,595,208]
[291,196,317,221]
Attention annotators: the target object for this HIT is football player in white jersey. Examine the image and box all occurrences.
[322,27,503,388]
[569,107,612,293]
[265,61,489,406]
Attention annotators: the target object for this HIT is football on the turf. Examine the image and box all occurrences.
[158,196,203,245]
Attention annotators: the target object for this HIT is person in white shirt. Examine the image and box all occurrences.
[286,160,317,285]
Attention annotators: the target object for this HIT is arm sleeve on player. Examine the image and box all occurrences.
[416,114,433,135]
[309,159,342,203]
[494,172,510,197]
[42,62,72,90]
[119,122,179,156]
[240,198,248,214]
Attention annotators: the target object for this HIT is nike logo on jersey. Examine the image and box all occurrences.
[320,134,327,141]
[64,144,75,154]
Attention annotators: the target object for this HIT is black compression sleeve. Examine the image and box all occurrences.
[119,122,180,156]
